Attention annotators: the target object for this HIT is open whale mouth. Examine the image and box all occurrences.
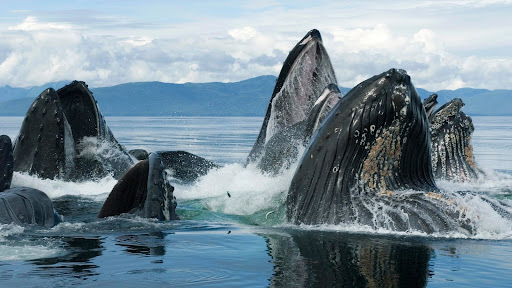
[270,29,323,103]
[13,81,134,180]
[264,30,335,144]
[56,81,102,144]
[247,29,338,168]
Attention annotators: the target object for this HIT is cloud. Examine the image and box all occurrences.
[8,16,73,31]
[229,26,258,41]
[0,2,511,91]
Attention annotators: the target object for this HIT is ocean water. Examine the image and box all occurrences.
[0,116,511,287]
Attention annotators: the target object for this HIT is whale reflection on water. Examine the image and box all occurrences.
[263,229,431,288]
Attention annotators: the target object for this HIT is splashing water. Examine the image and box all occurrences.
[281,168,512,240]
[9,154,512,239]
[11,171,116,200]
[173,163,296,223]
[75,136,135,178]
[0,224,65,261]
[0,223,25,241]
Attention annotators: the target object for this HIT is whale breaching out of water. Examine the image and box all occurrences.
[247,29,339,174]
[2,28,508,235]
[5,80,218,223]
[98,150,217,219]
[285,69,472,233]
[427,97,481,181]
[13,81,134,181]
[282,67,512,234]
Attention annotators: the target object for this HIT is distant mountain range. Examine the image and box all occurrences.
[0,76,511,116]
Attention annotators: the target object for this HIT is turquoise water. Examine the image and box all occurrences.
[1,116,511,287]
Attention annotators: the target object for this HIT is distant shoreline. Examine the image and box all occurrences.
[1,76,511,116]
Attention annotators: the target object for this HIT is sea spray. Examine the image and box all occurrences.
[0,224,64,261]
[437,167,512,195]
[11,171,117,200]
[173,162,297,223]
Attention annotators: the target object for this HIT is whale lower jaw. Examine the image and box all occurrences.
[137,152,178,220]
[429,98,479,181]
[247,29,338,171]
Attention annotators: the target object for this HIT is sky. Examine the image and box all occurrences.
[0,0,511,91]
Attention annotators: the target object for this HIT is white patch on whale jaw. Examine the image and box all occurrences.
[313,87,331,106]
[299,35,312,45]
[311,89,341,137]
[62,114,76,177]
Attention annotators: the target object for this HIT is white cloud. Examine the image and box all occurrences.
[0,1,511,91]
[229,26,257,41]
[8,16,73,31]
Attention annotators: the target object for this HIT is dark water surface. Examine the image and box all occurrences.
[1,116,511,287]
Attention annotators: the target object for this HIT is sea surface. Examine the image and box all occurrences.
[0,116,512,287]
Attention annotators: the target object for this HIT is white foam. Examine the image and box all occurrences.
[77,136,135,162]
[11,172,117,200]
[0,244,64,261]
[283,219,512,240]
[437,167,512,195]
[0,224,64,261]
[0,224,25,240]
[174,163,295,216]
[6,145,512,241]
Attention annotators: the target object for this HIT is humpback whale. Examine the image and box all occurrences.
[13,81,134,181]
[0,135,61,228]
[129,149,218,183]
[422,93,438,118]
[98,152,178,220]
[287,69,474,233]
[247,29,338,174]
[0,187,61,228]
[255,84,342,174]
[158,151,218,184]
[0,135,13,192]
[98,150,216,218]
[429,98,480,181]
[129,149,149,161]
